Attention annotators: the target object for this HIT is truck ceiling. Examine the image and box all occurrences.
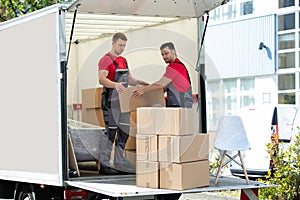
[68,0,226,18]
[66,0,227,41]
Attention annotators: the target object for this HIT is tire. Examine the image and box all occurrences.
[17,191,35,200]
[14,185,36,200]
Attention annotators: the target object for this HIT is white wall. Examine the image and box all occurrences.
[67,18,199,104]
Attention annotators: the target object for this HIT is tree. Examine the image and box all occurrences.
[0,0,71,22]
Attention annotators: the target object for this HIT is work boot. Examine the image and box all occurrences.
[99,165,118,175]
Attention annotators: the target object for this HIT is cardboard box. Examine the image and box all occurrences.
[125,150,136,170]
[125,135,136,150]
[136,135,158,161]
[160,160,210,190]
[81,108,105,127]
[136,161,159,188]
[137,107,194,135]
[82,87,103,109]
[155,108,194,135]
[137,107,156,134]
[130,111,137,126]
[125,126,137,150]
[119,86,165,113]
[159,134,209,163]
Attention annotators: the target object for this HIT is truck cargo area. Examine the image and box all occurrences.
[0,0,277,199]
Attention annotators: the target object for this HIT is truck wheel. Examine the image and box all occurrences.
[14,184,36,200]
[17,192,35,200]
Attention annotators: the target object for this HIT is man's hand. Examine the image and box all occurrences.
[132,85,145,97]
[115,82,127,92]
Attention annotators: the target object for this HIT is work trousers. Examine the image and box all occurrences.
[100,100,130,167]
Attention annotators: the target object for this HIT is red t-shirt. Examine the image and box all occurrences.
[163,58,191,92]
[98,52,128,81]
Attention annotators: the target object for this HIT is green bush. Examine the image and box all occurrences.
[259,132,300,200]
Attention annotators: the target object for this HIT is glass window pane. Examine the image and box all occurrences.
[211,8,221,21]
[240,95,255,108]
[278,93,295,104]
[240,78,255,91]
[278,74,295,90]
[279,0,295,8]
[278,52,295,69]
[299,31,300,46]
[278,13,295,31]
[222,4,236,20]
[240,1,253,16]
[278,33,295,50]
[207,81,219,93]
[225,96,237,110]
[223,79,237,93]
[299,73,300,88]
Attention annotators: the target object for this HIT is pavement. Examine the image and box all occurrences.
[180,192,239,200]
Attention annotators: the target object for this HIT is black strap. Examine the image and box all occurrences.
[176,61,191,84]
[105,53,119,69]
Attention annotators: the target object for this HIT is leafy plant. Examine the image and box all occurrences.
[0,0,71,22]
[259,131,300,200]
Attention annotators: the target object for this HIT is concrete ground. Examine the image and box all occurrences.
[180,192,239,200]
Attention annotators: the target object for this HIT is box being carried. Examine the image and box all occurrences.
[119,86,165,113]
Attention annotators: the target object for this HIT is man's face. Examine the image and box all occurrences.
[112,38,127,55]
[160,47,176,64]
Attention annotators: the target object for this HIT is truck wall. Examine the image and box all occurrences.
[0,8,63,186]
[67,18,199,105]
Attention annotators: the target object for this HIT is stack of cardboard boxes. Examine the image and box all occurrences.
[81,87,166,170]
[136,107,210,190]
[124,111,138,169]
[81,87,105,127]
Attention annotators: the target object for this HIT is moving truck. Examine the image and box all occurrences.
[0,0,270,199]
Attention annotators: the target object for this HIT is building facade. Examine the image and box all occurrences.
[206,0,300,130]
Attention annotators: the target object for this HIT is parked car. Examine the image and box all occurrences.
[230,105,300,179]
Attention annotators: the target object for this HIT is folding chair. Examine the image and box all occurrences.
[214,115,251,184]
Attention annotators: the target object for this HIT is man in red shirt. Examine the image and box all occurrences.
[133,42,193,108]
[98,32,148,175]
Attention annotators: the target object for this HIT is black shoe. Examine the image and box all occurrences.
[99,166,119,175]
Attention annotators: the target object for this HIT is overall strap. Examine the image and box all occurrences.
[176,61,191,84]
[106,53,119,69]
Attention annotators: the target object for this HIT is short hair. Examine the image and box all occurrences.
[160,42,175,51]
[112,32,127,42]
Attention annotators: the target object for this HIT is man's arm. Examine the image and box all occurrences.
[98,70,126,92]
[128,72,149,86]
[132,76,171,97]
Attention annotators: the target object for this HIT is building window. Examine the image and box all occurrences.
[240,77,255,91]
[299,32,300,47]
[226,95,237,110]
[278,73,295,90]
[278,93,295,104]
[211,8,220,21]
[299,52,300,68]
[224,78,237,92]
[278,52,295,69]
[240,1,253,16]
[278,13,295,31]
[240,95,255,107]
[222,4,236,20]
[278,33,295,50]
[240,78,255,108]
[278,0,295,8]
